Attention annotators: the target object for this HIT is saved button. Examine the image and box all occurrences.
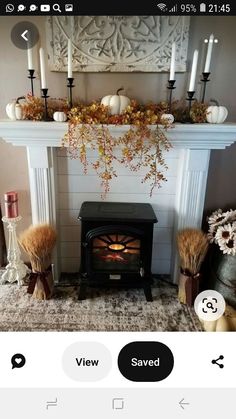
[118,341,174,382]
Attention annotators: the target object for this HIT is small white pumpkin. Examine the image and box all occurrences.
[215,316,232,332]
[53,111,67,122]
[202,316,236,332]
[206,100,228,124]
[6,96,25,120]
[101,88,130,115]
[161,113,174,124]
[201,303,236,331]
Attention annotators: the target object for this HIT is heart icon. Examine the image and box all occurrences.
[11,353,26,369]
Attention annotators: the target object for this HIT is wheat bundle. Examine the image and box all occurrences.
[19,224,57,300]
[177,228,209,305]
[177,228,209,276]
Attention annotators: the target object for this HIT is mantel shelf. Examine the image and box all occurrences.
[0,120,236,149]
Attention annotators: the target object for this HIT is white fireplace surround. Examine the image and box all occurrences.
[1,120,236,283]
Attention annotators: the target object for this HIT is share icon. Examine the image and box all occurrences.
[212,355,224,369]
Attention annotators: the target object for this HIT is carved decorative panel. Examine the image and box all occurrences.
[46,16,190,72]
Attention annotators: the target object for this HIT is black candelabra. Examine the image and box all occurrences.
[201,72,211,103]
[186,91,195,123]
[67,77,74,109]
[28,69,35,96]
[167,79,176,113]
[41,88,50,121]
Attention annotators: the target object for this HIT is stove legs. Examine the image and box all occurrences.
[144,283,153,302]
[78,282,87,300]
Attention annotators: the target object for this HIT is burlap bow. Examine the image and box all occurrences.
[27,268,51,299]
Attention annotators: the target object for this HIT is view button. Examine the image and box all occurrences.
[62,341,112,382]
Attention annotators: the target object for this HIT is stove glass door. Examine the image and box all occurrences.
[91,233,141,272]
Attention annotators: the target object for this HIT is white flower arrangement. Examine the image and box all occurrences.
[207,209,236,255]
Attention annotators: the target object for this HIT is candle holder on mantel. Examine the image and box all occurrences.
[185,91,195,123]
[167,79,176,113]
[41,88,51,121]
[67,77,75,109]
[0,216,31,286]
[28,69,36,96]
[201,72,211,103]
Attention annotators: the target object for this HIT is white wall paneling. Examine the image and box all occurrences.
[57,142,177,275]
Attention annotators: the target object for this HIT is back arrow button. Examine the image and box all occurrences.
[11,22,39,50]
[179,398,190,410]
[21,30,28,41]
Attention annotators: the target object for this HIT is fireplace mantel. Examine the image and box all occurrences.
[1,120,236,149]
[1,120,236,283]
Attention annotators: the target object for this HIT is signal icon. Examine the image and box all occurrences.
[157,3,167,11]
[169,4,178,12]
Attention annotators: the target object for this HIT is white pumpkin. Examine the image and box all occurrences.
[6,96,25,120]
[53,111,67,122]
[202,316,236,332]
[101,88,130,115]
[161,113,174,124]
[201,303,236,331]
[206,100,228,124]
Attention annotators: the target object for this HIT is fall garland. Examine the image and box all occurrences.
[20,95,208,197]
[62,100,173,197]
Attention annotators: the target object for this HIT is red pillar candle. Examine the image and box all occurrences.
[4,191,19,218]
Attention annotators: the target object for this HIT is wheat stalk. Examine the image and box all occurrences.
[177,228,209,276]
[19,224,57,272]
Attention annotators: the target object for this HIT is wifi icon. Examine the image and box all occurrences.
[157,3,167,11]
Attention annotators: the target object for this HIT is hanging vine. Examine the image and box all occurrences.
[62,100,173,197]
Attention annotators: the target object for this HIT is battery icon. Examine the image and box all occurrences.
[200,3,206,12]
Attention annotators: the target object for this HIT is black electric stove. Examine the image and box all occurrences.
[78,201,157,301]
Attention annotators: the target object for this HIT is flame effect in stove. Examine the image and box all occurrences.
[108,243,125,251]
[99,253,128,263]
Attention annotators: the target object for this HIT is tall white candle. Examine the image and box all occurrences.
[189,49,199,92]
[27,40,33,70]
[204,33,214,73]
[169,42,176,80]
[68,39,72,78]
[39,47,46,89]
[27,47,33,70]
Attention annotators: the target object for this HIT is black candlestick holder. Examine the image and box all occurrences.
[41,88,51,121]
[186,91,195,123]
[167,79,176,113]
[67,77,74,109]
[201,72,211,103]
[28,69,35,96]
